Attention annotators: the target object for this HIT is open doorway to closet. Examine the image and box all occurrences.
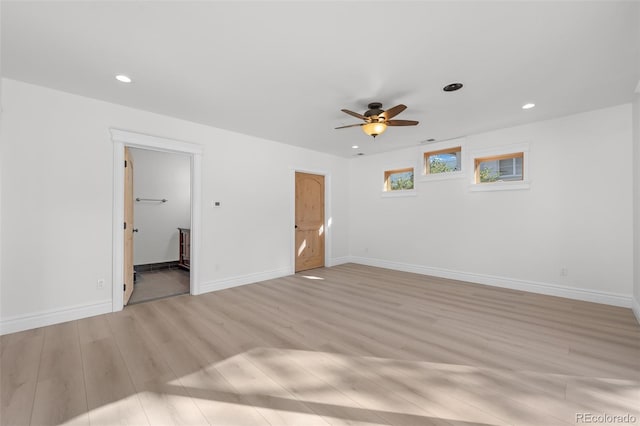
[112,128,203,312]
[124,147,191,305]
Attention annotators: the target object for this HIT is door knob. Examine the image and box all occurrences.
[133,228,139,233]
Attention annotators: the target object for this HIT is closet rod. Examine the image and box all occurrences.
[135,198,167,203]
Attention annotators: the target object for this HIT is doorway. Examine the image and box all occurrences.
[111,129,203,312]
[295,172,325,272]
[124,147,191,305]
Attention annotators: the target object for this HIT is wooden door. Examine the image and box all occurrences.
[295,172,325,272]
[123,148,134,305]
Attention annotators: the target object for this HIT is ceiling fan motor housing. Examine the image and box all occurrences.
[364,102,384,118]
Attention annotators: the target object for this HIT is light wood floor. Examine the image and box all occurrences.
[2,264,639,426]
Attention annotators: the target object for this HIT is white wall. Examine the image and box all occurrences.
[349,104,634,305]
[0,78,349,332]
[0,77,635,333]
[129,148,191,265]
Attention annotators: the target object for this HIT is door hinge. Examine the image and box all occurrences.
[124,222,127,230]
[124,160,127,167]
[123,283,126,291]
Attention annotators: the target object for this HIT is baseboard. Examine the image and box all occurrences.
[0,300,112,336]
[348,256,632,308]
[633,296,640,325]
[328,256,351,267]
[134,260,179,272]
[199,267,292,294]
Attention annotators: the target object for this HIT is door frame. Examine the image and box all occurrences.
[290,168,332,273]
[111,129,203,312]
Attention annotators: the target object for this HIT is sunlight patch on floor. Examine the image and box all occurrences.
[76,346,640,425]
[68,342,640,426]
[221,348,640,426]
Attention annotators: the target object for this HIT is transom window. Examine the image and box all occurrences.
[424,147,461,175]
[474,152,524,183]
[384,167,414,191]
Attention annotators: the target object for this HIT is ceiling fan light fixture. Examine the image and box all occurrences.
[362,122,387,138]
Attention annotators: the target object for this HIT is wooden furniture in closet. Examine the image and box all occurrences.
[178,228,190,270]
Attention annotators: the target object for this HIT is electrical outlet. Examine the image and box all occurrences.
[97,279,105,289]
[560,267,568,277]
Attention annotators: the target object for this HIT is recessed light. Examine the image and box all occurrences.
[351,145,359,149]
[443,82,463,92]
[115,74,132,83]
[522,103,535,110]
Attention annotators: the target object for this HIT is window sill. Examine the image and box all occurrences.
[420,171,465,182]
[381,190,417,198]
[469,181,531,192]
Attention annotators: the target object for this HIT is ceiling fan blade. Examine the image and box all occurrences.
[341,109,367,120]
[335,123,365,129]
[386,119,419,126]
[380,104,407,120]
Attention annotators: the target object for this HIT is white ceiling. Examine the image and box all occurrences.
[2,1,639,157]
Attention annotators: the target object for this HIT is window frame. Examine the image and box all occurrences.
[468,143,531,192]
[419,139,466,182]
[384,167,414,191]
[424,146,462,175]
[382,166,417,197]
[474,151,524,183]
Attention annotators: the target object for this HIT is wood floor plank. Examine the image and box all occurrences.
[276,349,512,426]
[80,317,148,426]
[77,311,147,425]
[106,310,175,386]
[30,321,89,426]
[0,328,44,426]
[218,290,510,425]
[271,269,638,378]
[106,309,210,425]
[214,352,331,426]
[153,295,255,362]
[1,264,638,426]
[246,346,414,426]
[77,314,113,344]
[130,301,269,426]
[206,288,504,426]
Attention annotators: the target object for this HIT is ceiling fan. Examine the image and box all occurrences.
[335,102,419,138]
